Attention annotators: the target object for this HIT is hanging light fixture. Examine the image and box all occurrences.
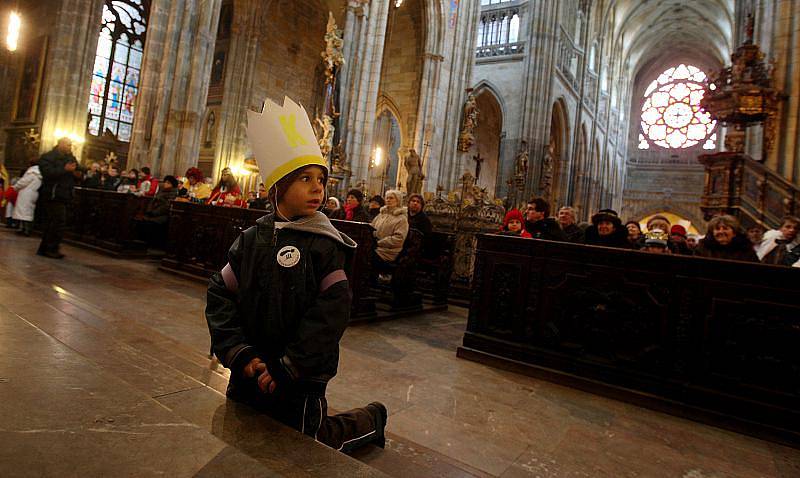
[395,0,403,7]
[6,11,21,52]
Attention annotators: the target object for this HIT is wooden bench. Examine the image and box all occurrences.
[160,202,377,319]
[371,228,425,312]
[417,231,455,305]
[63,187,152,257]
[459,233,800,446]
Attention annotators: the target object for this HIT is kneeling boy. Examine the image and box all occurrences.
[206,97,386,452]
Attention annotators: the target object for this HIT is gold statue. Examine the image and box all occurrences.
[322,12,344,84]
[458,92,479,152]
[315,115,335,159]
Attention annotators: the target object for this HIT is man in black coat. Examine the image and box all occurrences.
[524,197,567,241]
[37,138,78,259]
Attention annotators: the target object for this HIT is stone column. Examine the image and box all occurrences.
[38,0,105,158]
[128,0,222,176]
[341,0,391,187]
[428,0,480,192]
[517,0,560,201]
[210,0,260,180]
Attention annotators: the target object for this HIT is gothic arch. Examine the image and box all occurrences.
[376,94,406,143]
[547,98,571,208]
[473,80,507,119]
[627,204,707,234]
[472,87,503,194]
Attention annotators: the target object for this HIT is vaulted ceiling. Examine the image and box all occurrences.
[604,0,735,73]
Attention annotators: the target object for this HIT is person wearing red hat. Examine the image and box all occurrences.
[669,224,692,255]
[498,209,532,238]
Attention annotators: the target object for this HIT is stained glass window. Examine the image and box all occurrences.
[639,64,716,150]
[87,0,149,143]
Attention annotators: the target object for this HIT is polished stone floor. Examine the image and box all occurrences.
[0,229,798,477]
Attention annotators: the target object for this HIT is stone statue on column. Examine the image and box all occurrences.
[404,148,424,194]
[458,92,479,152]
[514,140,529,178]
[539,142,555,195]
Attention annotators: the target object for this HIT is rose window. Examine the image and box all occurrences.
[638,64,717,150]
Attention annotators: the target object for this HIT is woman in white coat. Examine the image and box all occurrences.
[370,190,409,281]
[12,161,42,236]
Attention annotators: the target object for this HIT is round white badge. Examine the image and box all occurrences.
[277,245,301,268]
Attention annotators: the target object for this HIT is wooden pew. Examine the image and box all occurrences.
[371,228,425,312]
[459,233,800,446]
[64,187,152,257]
[417,231,455,305]
[160,202,376,319]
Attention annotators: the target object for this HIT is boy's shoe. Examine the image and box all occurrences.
[367,402,388,449]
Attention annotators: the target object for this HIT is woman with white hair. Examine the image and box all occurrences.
[323,196,341,217]
[371,189,409,266]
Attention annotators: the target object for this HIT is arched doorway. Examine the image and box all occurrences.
[472,87,503,194]
[370,108,402,194]
[546,99,570,208]
[638,211,701,235]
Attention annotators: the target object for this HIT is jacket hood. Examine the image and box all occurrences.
[380,205,408,216]
[257,212,356,249]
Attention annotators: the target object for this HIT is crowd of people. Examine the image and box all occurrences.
[2,140,798,268]
[494,198,800,267]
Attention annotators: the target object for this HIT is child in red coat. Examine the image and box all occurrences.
[498,209,532,238]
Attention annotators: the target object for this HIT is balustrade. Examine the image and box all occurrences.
[699,152,800,228]
[475,41,525,59]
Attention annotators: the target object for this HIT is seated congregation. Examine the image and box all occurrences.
[496,196,799,267]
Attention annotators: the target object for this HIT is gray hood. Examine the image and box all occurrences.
[257,212,356,249]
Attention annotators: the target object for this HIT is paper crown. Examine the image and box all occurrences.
[247,96,328,191]
[645,229,670,246]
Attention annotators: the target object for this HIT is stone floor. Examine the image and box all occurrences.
[0,228,798,477]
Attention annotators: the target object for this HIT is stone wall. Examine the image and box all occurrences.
[378,0,424,145]
[254,0,329,114]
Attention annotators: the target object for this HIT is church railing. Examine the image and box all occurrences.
[475,41,526,59]
[699,152,800,228]
[460,233,800,446]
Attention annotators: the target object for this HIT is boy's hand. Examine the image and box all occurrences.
[258,367,278,394]
[243,357,265,378]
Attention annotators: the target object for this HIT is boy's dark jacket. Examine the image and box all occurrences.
[206,212,356,396]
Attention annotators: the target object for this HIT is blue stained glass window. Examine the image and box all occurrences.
[111,62,126,82]
[86,0,148,142]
